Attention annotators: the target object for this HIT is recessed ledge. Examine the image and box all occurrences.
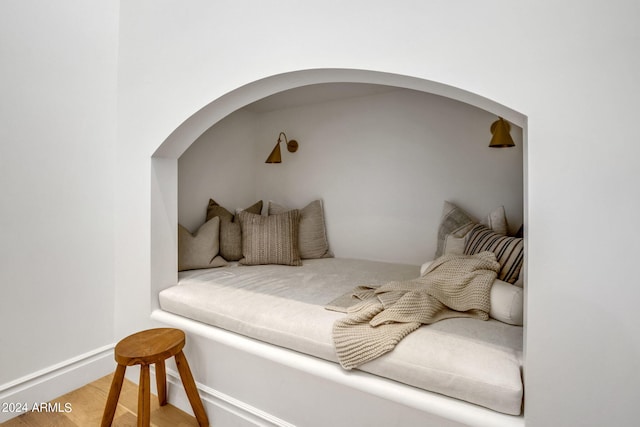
[151,309,524,427]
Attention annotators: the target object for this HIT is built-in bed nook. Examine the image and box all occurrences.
[151,72,526,427]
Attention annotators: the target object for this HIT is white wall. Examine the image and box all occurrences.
[2,1,636,426]
[0,0,118,385]
[178,109,259,231]
[117,1,640,426]
[179,87,523,265]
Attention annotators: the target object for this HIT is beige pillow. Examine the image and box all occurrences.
[206,199,263,261]
[481,205,509,236]
[419,260,433,276]
[178,217,227,271]
[268,200,332,259]
[489,279,524,326]
[435,201,508,258]
[238,210,302,266]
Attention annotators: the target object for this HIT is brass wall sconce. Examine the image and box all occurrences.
[265,131,299,163]
[489,117,515,148]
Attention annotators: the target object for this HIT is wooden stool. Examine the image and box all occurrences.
[101,328,209,427]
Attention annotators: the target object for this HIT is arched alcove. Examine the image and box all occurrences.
[154,69,526,159]
[149,68,528,424]
[150,67,527,309]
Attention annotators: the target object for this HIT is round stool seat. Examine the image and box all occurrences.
[115,328,185,366]
[101,328,208,427]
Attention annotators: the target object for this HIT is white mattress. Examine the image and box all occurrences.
[159,258,523,415]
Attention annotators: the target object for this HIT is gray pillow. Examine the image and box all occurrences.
[178,217,227,271]
[435,201,476,258]
[238,210,302,266]
[268,200,332,259]
[206,199,263,261]
[435,201,509,258]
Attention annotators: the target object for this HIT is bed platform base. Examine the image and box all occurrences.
[151,309,524,427]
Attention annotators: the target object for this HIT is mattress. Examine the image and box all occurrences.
[159,258,523,415]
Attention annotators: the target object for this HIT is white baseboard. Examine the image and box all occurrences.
[0,342,290,427]
[156,367,294,427]
[0,344,116,423]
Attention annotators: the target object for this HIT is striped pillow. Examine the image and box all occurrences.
[464,224,524,284]
[268,200,332,259]
[238,210,302,266]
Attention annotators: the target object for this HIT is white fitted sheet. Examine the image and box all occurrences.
[159,258,523,415]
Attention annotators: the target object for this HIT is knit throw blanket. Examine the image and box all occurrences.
[331,251,500,369]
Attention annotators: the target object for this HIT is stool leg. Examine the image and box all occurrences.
[101,364,126,427]
[155,359,167,406]
[175,351,209,427]
[138,364,151,427]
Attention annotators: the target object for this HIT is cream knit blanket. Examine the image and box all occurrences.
[332,251,500,369]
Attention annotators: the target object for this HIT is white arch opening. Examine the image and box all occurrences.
[150,67,528,314]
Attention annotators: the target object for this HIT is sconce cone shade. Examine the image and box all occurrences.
[265,132,299,163]
[489,117,516,147]
[265,142,282,163]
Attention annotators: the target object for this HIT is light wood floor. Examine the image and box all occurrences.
[1,374,200,426]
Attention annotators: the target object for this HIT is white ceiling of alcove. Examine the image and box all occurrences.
[155,69,526,159]
[242,83,399,113]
